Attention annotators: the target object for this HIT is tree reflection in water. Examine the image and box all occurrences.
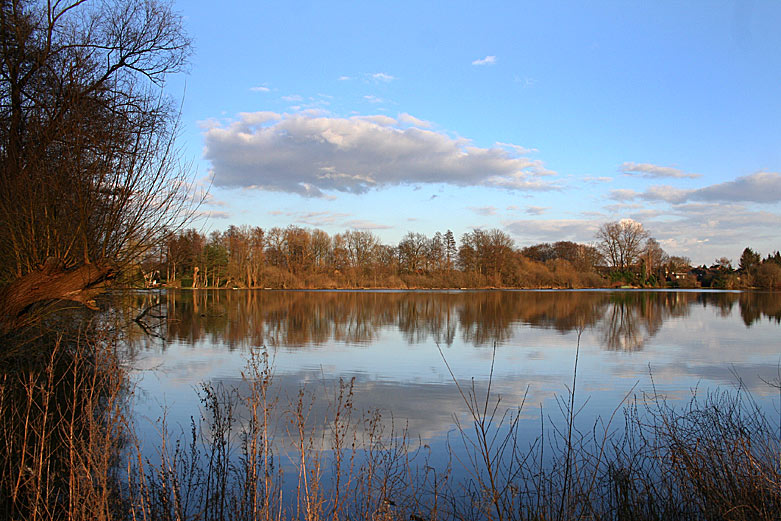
[122,289,779,353]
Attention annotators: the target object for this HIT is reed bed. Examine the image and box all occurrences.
[1,332,779,521]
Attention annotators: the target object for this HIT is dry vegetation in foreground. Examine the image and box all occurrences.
[1,334,779,521]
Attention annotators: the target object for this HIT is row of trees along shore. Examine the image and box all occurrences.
[135,220,781,290]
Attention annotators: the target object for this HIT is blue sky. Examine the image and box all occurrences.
[170,0,781,265]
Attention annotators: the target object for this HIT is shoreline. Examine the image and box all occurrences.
[125,284,758,292]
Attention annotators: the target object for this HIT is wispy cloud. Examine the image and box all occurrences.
[611,172,781,205]
[620,162,701,179]
[398,113,432,128]
[266,211,392,230]
[646,203,781,263]
[514,76,537,87]
[338,75,351,81]
[371,72,395,82]
[296,211,351,226]
[525,206,549,215]
[250,85,270,92]
[363,95,384,104]
[472,55,497,66]
[353,114,396,126]
[505,219,600,243]
[267,210,352,227]
[344,219,393,230]
[609,189,640,201]
[279,94,332,112]
[469,206,497,216]
[204,112,557,197]
[201,193,229,207]
[688,172,781,203]
[197,210,231,220]
[496,142,537,154]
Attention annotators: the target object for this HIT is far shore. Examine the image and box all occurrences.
[128,283,754,291]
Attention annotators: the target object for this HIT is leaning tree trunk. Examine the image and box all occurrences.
[0,258,116,332]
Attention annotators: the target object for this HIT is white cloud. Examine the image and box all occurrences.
[338,75,351,81]
[267,210,353,227]
[604,202,642,213]
[620,162,701,179]
[363,95,384,104]
[250,86,270,92]
[204,112,558,197]
[525,206,549,215]
[201,193,229,207]
[505,219,600,243]
[613,172,781,205]
[505,204,781,264]
[472,55,497,66]
[644,204,781,264]
[470,206,497,216]
[267,211,392,230]
[296,211,351,226]
[486,171,562,190]
[371,72,395,82]
[639,185,691,204]
[398,113,433,128]
[609,189,640,201]
[281,94,304,102]
[690,171,781,203]
[496,142,537,154]
[343,220,393,230]
[627,209,664,221]
[236,111,281,126]
[200,210,231,220]
[517,77,537,87]
[353,115,397,126]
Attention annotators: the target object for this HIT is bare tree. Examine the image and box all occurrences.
[398,232,429,273]
[345,230,379,273]
[459,228,514,278]
[595,219,649,271]
[428,231,445,271]
[0,0,194,330]
[642,237,667,279]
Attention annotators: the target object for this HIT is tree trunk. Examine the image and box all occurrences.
[0,259,116,332]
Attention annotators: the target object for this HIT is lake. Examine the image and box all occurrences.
[126,289,780,457]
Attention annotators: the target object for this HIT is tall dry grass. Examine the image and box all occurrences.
[0,329,126,521]
[1,327,779,521]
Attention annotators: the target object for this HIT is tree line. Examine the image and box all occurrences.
[139,225,602,289]
[131,219,779,290]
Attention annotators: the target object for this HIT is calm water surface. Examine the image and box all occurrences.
[126,289,780,452]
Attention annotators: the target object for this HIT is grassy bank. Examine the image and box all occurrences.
[1,335,779,520]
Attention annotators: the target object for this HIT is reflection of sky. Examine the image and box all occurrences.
[129,291,781,457]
